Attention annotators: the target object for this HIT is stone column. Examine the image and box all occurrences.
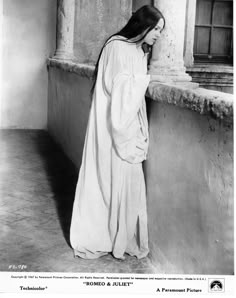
[54,0,75,60]
[184,0,197,67]
[149,0,192,82]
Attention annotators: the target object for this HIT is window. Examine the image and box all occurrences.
[194,0,233,64]
[132,0,153,13]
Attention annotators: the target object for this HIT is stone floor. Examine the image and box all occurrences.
[0,129,155,274]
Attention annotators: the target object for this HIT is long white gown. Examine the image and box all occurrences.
[70,36,150,260]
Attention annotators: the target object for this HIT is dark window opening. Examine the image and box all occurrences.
[194,0,233,64]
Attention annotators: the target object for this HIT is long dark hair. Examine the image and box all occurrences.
[90,5,165,96]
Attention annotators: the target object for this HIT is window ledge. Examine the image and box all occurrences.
[186,64,233,89]
[187,64,233,74]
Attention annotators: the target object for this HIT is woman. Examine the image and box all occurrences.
[70,5,165,260]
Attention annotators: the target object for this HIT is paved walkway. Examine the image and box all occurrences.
[0,130,155,273]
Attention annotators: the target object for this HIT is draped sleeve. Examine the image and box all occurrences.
[102,39,150,163]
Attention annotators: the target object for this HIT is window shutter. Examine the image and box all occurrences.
[194,0,233,64]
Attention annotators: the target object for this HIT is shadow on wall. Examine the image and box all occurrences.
[47,67,92,170]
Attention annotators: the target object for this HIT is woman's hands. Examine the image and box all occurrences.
[136,136,148,152]
[122,136,148,164]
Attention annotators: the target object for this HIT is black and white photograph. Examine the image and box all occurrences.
[0,0,234,296]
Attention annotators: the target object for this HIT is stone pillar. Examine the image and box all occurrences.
[184,0,197,67]
[0,0,2,126]
[54,0,75,60]
[149,0,192,82]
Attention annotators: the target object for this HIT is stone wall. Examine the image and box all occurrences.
[145,88,233,274]
[73,0,132,64]
[47,61,233,274]
[1,0,57,128]
[48,62,92,168]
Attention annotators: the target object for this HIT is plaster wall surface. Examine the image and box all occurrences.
[48,66,233,274]
[1,0,57,128]
[145,100,233,274]
[74,0,132,64]
[48,67,91,168]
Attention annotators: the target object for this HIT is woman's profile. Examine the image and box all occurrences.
[70,5,165,260]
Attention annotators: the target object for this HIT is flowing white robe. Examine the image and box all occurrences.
[70,36,150,260]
